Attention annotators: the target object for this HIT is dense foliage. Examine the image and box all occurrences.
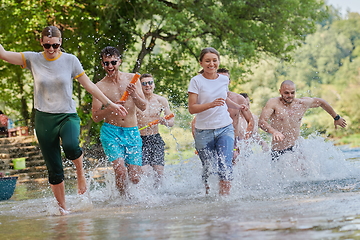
[238,11,360,139]
[2,0,349,146]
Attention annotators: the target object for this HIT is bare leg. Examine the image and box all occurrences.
[152,165,164,188]
[205,183,210,195]
[141,165,152,177]
[219,180,231,195]
[72,153,87,194]
[128,164,141,185]
[113,159,128,195]
[232,148,240,165]
[50,181,69,215]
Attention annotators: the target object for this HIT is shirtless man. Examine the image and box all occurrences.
[259,80,346,160]
[217,68,254,163]
[136,74,174,187]
[92,46,147,195]
[238,93,268,153]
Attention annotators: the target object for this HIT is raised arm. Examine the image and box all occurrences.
[0,44,24,65]
[77,74,128,117]
[124,79,147,111]
[308,97,346,129]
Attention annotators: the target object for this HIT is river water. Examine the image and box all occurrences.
[2,135,360,239]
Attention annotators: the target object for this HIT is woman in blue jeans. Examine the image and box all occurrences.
[188,47,244,195]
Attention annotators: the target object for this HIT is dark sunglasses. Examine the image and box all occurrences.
[43,43,60,49]
[141,81,154,86]
[103,60,118,67]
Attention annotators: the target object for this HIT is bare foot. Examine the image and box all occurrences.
[205,184,210,194]
[59,207,71,216]
[77,175,87,195]
[219,180,231,196]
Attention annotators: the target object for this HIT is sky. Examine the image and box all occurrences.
[326,0,360,16]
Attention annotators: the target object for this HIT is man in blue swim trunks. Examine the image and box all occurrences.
[259,80,347,161]
[92,46,147,195]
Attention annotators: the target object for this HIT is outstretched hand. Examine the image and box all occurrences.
[334,117,347,129]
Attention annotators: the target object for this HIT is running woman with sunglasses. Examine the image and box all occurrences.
[136,74,174,188]
[0,26,127,215]
[92,46,147,197]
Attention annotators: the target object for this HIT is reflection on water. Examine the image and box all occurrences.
[2,135,360,239]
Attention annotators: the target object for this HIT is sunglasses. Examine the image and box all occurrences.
[43,43,61,49]
[141,81,153,86]
[103,60,118,67]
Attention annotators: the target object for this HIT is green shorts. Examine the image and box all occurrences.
[35,110,82,185]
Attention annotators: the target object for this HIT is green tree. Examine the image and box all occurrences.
[0,0,328,144]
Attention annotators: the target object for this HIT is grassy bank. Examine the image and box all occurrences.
[338,134,360,148]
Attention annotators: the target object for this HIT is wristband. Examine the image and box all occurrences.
[334,114,340,121]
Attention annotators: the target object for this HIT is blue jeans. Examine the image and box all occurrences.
[194,124,234,183]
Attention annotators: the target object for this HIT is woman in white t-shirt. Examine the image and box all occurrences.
[188,47,244,195]
[0,26,127,215]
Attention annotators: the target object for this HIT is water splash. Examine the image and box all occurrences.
[2,135,359,218]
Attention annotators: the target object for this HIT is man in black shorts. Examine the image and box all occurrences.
[271,146,294,161]
[136,74,174,187]
[259,80,346,161]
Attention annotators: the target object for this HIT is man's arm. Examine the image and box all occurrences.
[259,99,285,142]
[233,94,254,139]
[241,107,254,139]
[78,74,127,117]
[126,79,147,111]
[159,97,174,127]
[91,85,114,123]
[226,97,246,110]
[308,97,346,129]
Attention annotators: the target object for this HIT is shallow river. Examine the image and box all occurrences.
[2,135,360,239]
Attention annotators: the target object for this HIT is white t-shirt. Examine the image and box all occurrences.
[21,51,85,113]
[188,74,232,129]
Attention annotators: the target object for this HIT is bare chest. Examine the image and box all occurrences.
[99,82,127,102]
[273,104,307,123]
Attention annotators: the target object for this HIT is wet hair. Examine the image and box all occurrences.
[41,26,61,40]
[199,47,220,62]
[140,73,153,81]
[100,46,121,59]
[217,68,229,74]
[217,68,230,80]
[240,93,249,99]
